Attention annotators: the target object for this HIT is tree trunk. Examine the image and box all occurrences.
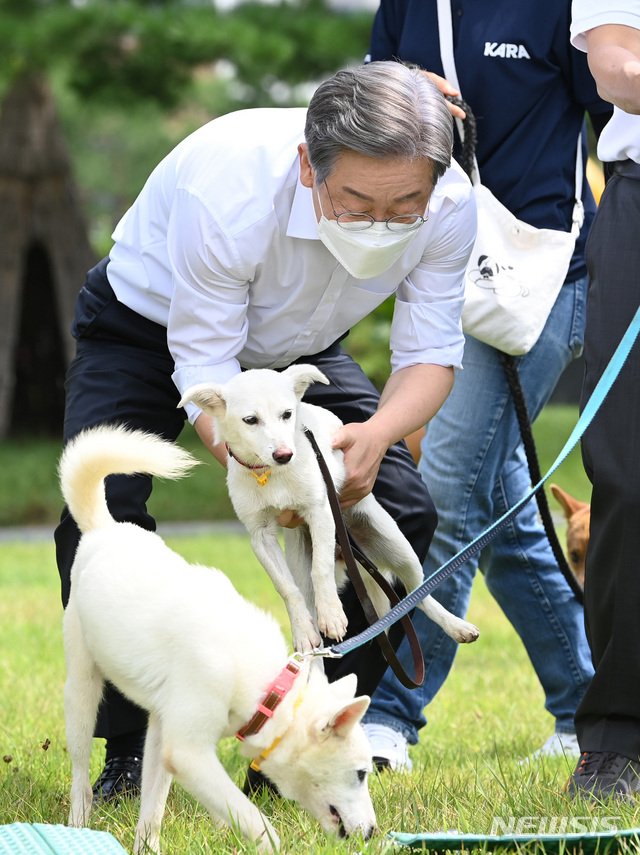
[0,74,96,437]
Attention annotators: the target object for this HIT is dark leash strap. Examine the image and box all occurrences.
[444,93,478,180]
[303,427,425,689]
[446,93,584,604]
[498,352,584,603]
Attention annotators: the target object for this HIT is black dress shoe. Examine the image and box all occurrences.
[243,764,281,798]
[92,755,142,804]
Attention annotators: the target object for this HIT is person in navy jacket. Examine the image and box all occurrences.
[362,0,612,771]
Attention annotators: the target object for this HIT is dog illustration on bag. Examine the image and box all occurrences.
[467,254,529,298]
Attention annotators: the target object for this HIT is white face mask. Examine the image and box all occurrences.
[316,216,422,279]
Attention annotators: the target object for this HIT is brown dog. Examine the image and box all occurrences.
[550,484,591,588]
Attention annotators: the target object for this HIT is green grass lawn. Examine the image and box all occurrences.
[0,402,608,852]
[1,529,637,854]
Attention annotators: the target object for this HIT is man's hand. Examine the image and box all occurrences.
[331,364,455,508]
[276,509,306,528]
[423,71,466,118]
[331,421,388,508]
[194,412,228,467]
[585,24,640,114]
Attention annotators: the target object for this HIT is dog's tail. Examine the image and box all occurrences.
[59,425,199,534]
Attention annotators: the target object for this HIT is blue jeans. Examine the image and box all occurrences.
[364,276,595,744]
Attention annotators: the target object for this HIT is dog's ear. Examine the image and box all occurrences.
[282,364,330,400]
[550,484,589,520]
[179,383,227,417]
[320,696,371,740]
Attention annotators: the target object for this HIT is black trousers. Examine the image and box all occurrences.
[576,165,640,760]
[55,258,437,739]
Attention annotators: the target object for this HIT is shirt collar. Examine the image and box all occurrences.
[286,176,320,240]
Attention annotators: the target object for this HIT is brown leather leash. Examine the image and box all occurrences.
[303,427,425,689]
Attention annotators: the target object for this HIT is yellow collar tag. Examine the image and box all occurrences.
[251,469,271,486]
[250,686,308,772]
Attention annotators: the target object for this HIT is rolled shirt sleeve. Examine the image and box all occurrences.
[391,169,477,372]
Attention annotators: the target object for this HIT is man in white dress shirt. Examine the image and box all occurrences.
[54,60,476,801]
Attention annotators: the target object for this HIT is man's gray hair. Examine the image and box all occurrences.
[304,61,453,186]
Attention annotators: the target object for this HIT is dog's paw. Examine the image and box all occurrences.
[292,623,323,654]
[316,601,349,642]
[450,619,480,644]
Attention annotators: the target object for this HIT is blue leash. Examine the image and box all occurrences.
[328,304,640,659]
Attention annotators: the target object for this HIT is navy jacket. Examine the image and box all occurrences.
[368,0,612,280]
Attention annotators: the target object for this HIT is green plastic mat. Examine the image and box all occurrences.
[389,827,640,853]
[0,824,127,855]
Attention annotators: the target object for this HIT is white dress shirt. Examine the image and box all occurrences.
[571,1,640,164]
[106,107,476,423]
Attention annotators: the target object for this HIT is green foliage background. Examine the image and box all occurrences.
[0,1,374,106]
[0,0,375,257]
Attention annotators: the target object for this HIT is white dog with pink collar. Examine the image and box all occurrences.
[60,425,376,853]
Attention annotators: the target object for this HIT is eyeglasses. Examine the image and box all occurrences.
[323,181,428,232]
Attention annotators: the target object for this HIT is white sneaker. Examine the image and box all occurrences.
[521,732,581,764]
[363,723,413,772]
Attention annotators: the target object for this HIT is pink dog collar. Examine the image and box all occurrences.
[236,657,302,741]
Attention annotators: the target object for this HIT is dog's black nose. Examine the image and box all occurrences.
[343,823,375,841]
[272,449,293,465]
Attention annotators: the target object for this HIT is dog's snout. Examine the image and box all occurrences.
[344,823,376,841]
[272,448,293,465]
